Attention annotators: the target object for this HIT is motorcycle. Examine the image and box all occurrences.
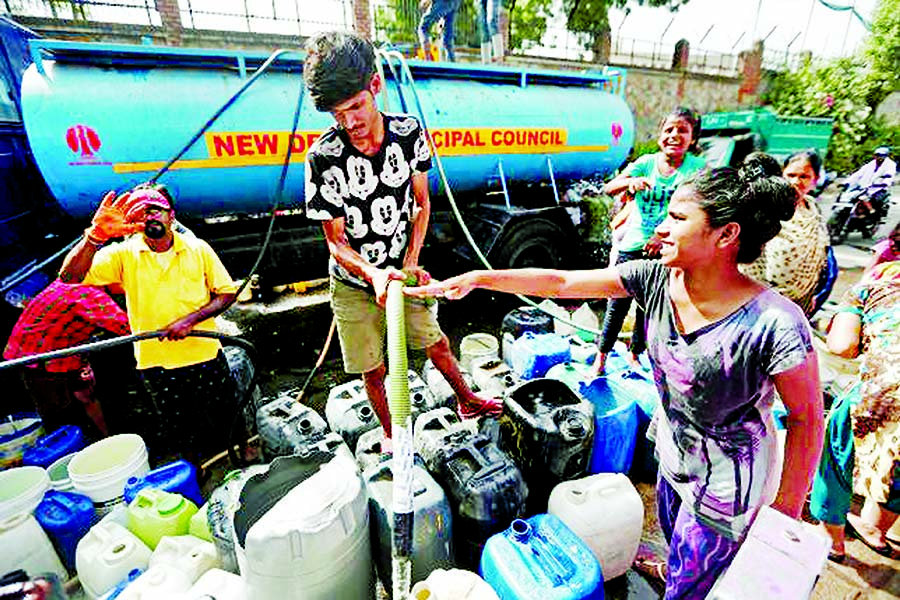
[826,185,890,245]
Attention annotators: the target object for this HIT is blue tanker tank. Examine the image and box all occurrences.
[20,40,634,220]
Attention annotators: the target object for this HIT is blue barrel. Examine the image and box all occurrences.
[579,378,639,474]
[20,42,634,220]
[480,514,603,600]
[508,333,572,380]
[34,490,95,572]
[123,460,203,507]
[605,369,660,482]
[22,425,85,468]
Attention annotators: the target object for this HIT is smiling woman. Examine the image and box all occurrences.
[405,164,824,599]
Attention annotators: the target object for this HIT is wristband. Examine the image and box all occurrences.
[84,229,104,248]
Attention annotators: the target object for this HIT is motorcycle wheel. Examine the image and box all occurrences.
[827,211,848,245]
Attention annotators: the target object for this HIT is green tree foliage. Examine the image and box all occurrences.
[764,0,900,174]
[508,0,553,51]
[863,0,900,105]
[564,0,688,58]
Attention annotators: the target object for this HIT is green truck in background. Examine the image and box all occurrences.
[699,108,834,170]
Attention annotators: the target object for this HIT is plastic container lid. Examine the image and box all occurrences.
[0,466,50,520]
[158,495,185,516]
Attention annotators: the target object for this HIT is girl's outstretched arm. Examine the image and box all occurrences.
[404,267,630,301]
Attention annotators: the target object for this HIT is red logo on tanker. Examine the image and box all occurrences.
[66,125,110,166]
[611,122,623,145]
[66,124,101,157]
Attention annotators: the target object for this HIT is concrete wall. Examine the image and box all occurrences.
[623,68,751,146]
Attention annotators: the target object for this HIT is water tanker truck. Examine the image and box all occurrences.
[0,17,635,298]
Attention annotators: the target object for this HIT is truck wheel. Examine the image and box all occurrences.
[492,219,569,270]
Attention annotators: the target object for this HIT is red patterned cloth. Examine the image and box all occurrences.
[4,280,130,372]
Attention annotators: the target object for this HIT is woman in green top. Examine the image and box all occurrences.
[594,107,707,373]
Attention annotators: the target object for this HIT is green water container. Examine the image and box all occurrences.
[189,503,214,542]
[126,488,198,550]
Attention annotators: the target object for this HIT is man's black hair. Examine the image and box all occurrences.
[304,32,376,112]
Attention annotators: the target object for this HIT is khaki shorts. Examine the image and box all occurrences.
[330,277,443,374]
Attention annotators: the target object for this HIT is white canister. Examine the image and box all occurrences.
[0,513,67,581]
[149,535,220,584]
[411,568,499,600]
[548,473,643,581]
[76,520,152,599]
[117,564,192,600]
[180,568,247,600]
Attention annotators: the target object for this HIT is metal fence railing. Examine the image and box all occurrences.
[2,0,351,36]
[4,0,808,76]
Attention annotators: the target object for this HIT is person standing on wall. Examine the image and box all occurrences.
[302,32,502,451]
[418,0,461,61]
[60,188,239,467]
[4,279,131,440]
[479,0,503,63]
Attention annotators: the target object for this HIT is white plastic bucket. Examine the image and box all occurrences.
[411,569,499,600]
[460,333,499,373]
[0,465,50,520]
[47,452,78,492]
[0,513,67,581]
[69,434,149,516]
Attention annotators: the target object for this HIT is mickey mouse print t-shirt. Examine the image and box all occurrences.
[305,113,433,290]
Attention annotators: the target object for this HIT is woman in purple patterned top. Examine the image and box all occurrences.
[407,166,825,599]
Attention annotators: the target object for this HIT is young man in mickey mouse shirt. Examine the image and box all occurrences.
[304,32,501,448]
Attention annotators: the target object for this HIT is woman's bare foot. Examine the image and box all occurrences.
[820,522,846,562]
[589,352,607,376]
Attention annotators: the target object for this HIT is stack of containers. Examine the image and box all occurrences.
[603,369,659,481]
[232,452,374,599]
[498,378,594,513]
[325,379,382,453]
[480,514,603,599]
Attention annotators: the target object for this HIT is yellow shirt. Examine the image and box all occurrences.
[83,232,237,369]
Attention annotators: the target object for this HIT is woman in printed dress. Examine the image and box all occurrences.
[407,166,825,599]
[743,150,829,316]
[811,260,900,561]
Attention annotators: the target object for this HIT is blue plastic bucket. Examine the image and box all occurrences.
[123,460,203,507]
[23,425,85,469]
[35,490,95,572]
[579,378,638,474]
[508,333,572,380]
[605,369,660,482]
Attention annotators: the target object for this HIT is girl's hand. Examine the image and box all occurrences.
[644,234,663,257]
[404,273,475,300]
[627,177,652,195]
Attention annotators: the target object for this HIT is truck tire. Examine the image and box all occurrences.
[492,219,570,270]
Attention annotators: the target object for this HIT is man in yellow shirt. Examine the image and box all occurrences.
[61,188,238,465]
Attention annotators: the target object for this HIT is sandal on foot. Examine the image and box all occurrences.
[827,550,846,564]
[457,397,503,420]
[846,519,895,558]
[632,545,667,582]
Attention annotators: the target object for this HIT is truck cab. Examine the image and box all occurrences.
[699,108,833,170]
